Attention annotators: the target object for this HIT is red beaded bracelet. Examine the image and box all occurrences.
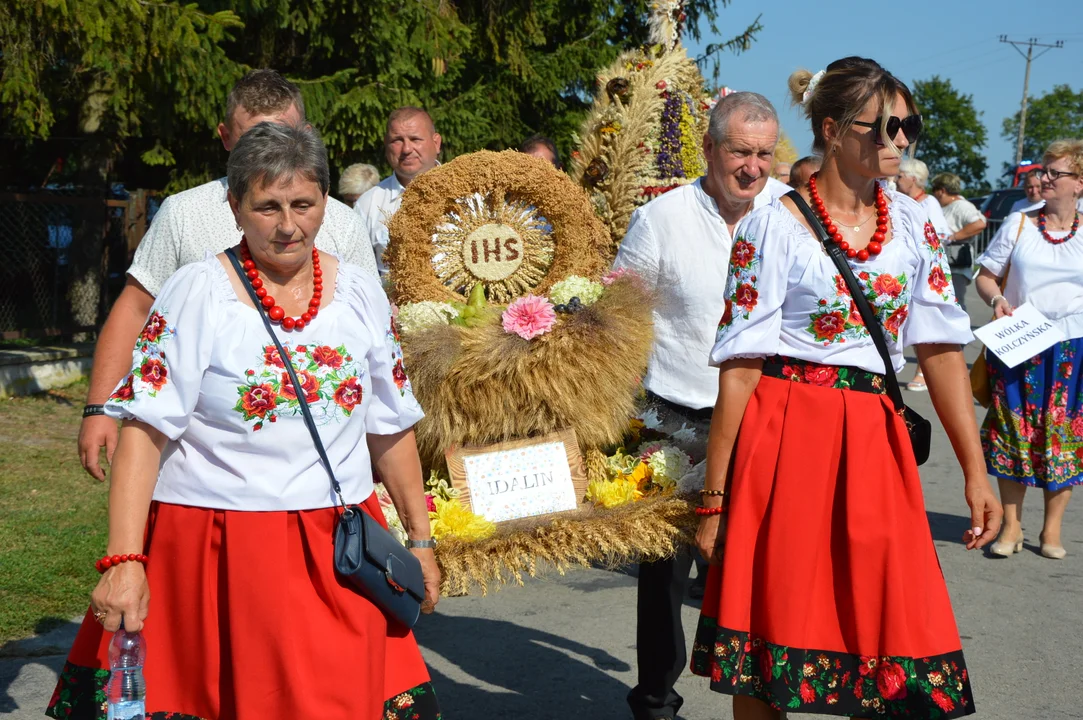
[96,553,148,573]
[694,505,727,516]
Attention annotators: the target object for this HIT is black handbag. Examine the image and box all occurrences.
[226,249,425,627]
[947,242,973,270]
[785,192,932,466]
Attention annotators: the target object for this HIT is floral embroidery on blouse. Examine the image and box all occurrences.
[388,315,413,398]
[718,235,760,331]
[806,271,911,345]
[922,221,954,302]
[234,343,364,431]
[110,309,177,403]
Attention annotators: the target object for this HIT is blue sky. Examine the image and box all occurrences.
[684,0,1083,188]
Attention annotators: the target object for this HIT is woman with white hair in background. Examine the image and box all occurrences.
[339,162,381,208]
[898,157,950,391]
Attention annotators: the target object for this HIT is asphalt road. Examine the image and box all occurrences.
[3,288,1081,719]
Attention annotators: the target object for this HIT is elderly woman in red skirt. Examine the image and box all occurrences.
[47,123,441,720]
[690,57,1002,719]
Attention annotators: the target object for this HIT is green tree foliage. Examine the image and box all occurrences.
[1,0,760,191]
[1002,84,1083,170]
[912,76,988,192]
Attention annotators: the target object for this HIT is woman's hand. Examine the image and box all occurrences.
[696,513,727,566]
[90,561,150,632]
[410,547,441,614]
[962,476,1003,550]
[992,297,1014,320]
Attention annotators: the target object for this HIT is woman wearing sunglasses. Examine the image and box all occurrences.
[976,139,1083,560]
[689,56,1001,718]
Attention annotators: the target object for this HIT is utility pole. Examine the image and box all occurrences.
[999,36,1063,167]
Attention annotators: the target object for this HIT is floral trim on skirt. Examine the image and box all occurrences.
[762,355,886,395]
[691,620,972,718]
[981,338,1083,491]
[46,661,441,720]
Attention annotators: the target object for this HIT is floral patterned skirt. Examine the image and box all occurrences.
[981,337,1083,491]
[691,371,975,718]
[47,496,440,720]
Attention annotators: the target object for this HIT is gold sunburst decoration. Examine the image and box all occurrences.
[431,193,555,303]
[386,150,610,305]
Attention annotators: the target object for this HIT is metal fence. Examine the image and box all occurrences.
[0,190,150,338]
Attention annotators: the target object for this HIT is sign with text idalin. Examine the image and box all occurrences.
[973,302,1067,369]
[447,429,587,523]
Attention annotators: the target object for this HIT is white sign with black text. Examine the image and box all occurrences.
[461,440,579,523]
[973,302,1067,369]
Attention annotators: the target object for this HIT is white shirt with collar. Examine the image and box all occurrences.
[127,177,379,297]
[354,173,407,276]
[612,176,790,410]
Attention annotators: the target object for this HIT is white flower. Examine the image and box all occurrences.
[396,301,459,335]
[676,460,706,497]
[670,423,697,445]
[636,407,663,430]
[549,275,604,306]
[646,444,692,489]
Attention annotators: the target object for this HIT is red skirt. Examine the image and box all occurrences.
[46,494,438,720]
[690,363,975,718]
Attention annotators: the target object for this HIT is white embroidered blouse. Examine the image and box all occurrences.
[104,254,424,512]
[978,211,1083,340]
[710,189,973,375]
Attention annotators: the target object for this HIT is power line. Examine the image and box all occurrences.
[999,35,1065,166]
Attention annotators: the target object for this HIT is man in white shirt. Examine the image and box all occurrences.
[354,107,443,275]
[932,172,986,313]
[613,91,789,720]
[77,69,379,480]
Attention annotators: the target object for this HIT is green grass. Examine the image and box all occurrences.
[0,378,109,644]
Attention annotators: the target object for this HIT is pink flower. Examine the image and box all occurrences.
[602,267,643,287]
[501,295,556,340]
[638,443,662,461]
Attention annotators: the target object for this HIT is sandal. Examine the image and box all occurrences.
[906,376,928,392]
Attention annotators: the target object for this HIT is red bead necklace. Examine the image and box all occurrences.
[807,173,888,261]
[239,238,322,331]
[1037,208,1080,245]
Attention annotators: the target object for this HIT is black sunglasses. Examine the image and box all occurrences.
[852,115,923,145]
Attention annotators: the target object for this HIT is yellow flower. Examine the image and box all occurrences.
[586,476,643,508]
[628,462,652,491]
[429,496,496,542]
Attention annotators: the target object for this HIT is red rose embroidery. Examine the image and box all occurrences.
[264,345,291,368]
[242,383,278,419]
[312,345,344,368]
[280,369,319,403]
[928,265,949,294]
[1071,416,1083,438]
[782,364,803,382]
[826,692,838,704]
[759,648,774,681]
[392,359,408,390]
[140,358,168,391]
[834,274,850,296]
[848,300,865,327]
[730,239,756,268]
[719,299,734,327]
[884,305,909,338]
[875,660,908,700]
[111,374,135,402]
[858,656,877,677]
[812,311,847,342]
[803,365,840,387]
[872,274,904,298]
[734,283,758,312]
[923,221,942,251]
[931,688,955,712]
[140,311,169,342]
[799,679,816,703]
[711,663,723,682]
[334,377,363,413]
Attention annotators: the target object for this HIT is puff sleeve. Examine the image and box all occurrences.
[902,215,973,347]
[709,207,791,366]
[348,270,425,434]
[104,262,218,440]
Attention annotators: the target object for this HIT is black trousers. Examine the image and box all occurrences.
[627,547,696,720]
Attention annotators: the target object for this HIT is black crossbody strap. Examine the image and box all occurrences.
[784,190,905,413]
[225,248,348,509]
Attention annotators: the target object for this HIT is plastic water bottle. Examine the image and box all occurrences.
[106,627,146,720]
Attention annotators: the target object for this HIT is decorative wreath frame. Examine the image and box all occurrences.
[386,150,612,304]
